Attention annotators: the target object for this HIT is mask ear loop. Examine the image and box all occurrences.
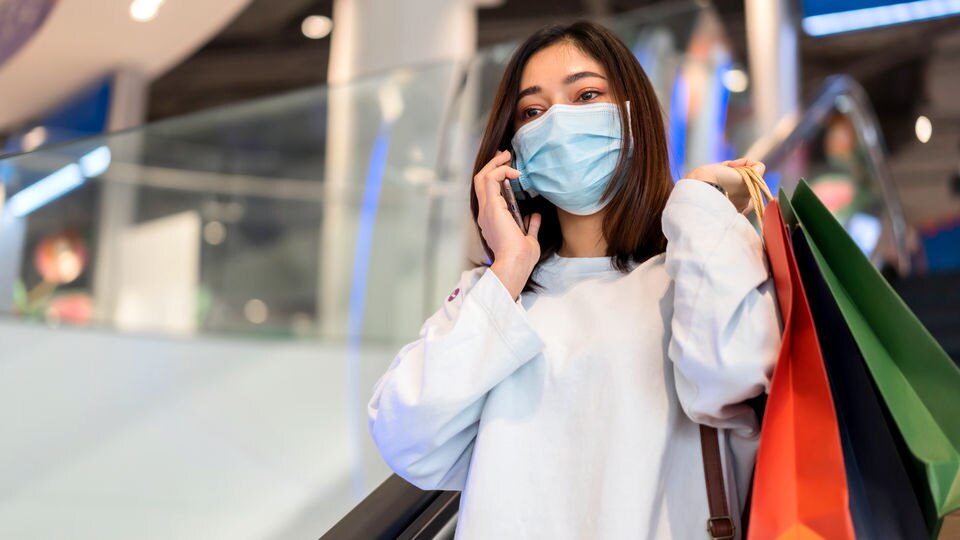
[623,101,634,150]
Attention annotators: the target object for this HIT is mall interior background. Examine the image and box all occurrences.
[0,0,958,538]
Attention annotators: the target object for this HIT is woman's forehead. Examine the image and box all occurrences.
[520,42,606,89]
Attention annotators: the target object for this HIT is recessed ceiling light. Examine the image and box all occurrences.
[721,68,748,93]
[130,0,164,22]
[244,299,269,324]
[203,221,226,245]
[301,15,333,39]
[22,126,47,152]
[915,115,932,143]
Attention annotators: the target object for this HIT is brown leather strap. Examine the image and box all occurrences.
[695,165,767,540]
[700,425,735,539]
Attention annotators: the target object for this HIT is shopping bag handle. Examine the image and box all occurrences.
[735,166,774,234]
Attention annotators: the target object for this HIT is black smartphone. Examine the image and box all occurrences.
[501,179,527,234]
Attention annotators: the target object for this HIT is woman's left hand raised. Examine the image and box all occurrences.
[685,158,765,213]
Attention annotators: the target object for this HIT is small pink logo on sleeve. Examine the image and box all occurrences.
[447,288,460,302]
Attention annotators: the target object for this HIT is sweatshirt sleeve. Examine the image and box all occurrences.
[368,266,546,490]
[663,179,782,436]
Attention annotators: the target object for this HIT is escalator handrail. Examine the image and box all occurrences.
[745,74,911,275]
[320,475,443,540]
[397,490,460,540]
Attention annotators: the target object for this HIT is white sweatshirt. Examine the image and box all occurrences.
[368,179,781,539]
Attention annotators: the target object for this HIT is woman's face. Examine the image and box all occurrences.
[515,42,612,127]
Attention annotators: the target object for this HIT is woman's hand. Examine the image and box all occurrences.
[475,149,542,300]
[686,158,766,213]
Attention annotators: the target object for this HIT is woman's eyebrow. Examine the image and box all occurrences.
[518,85,542,99]
[564,71,606,84]
[517,71,607,99]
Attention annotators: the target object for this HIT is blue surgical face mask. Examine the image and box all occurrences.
[510,102,628,216]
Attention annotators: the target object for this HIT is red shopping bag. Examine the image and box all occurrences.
[747,200,855,539]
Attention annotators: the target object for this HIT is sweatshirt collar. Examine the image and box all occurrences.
[538,253,619,275]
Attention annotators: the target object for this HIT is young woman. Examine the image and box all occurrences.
[368,21,780,539]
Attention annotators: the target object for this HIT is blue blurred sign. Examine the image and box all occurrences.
[801,0,960,36]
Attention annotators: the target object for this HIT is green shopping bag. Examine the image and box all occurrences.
[782,180,960,535]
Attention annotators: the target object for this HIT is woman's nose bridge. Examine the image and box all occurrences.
[546,89,573,107]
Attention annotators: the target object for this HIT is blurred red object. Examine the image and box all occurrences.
[34,230,88,284]
[45,293,92,325]
[810,176,856,213]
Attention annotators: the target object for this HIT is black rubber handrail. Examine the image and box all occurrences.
[397,491,461,540]
[320,475,443,540]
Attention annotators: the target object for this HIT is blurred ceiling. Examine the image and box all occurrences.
[147,0,664,121]
[149,0,951,128]
[146,0,959,225]
[1,0,952,223]
[148,0,334,121]
[0,0,251,131]
[0,0,57,70]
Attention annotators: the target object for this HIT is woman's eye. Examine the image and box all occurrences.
[522,108,542,119]
[578,90,600,101]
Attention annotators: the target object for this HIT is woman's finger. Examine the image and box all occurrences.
[483,164,521,195]
[724,157,765,177]
[473,172,486,208]
[738,159,765,176]
[475,150,514,208]
[526,212,542,239]
[475,153,503,207]
[724,157,750,168]
[478,149,512,178]
[484,169,504,207]
[484,167,520,209]
[724,156,764,169]
[477,150,502,177]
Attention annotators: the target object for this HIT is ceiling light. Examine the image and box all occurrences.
[130,0,164,22]
[21,126,47,152]
[378,83,405,123]
[301,15,333,39]
[8,164,84,217]
[244,299,269,324]
[802,0,960,37]
[79,146,112,177]
[915,115,932,143]
[203,221,226,245]
[7,146,111,217]
[721,69,748,93]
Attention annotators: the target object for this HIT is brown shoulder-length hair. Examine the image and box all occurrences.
[470,20,672,292]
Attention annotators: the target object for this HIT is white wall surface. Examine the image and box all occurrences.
[0,319,395,539]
